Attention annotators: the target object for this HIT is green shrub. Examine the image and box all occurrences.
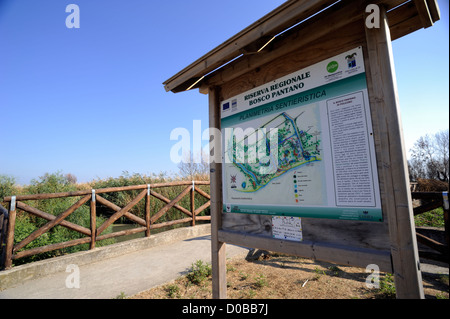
[414,207,445,227]
[0,175,16,199]
[254,274,268,288]
[166,284,180,298]
[374,273,396,299]
[186,260,212,285]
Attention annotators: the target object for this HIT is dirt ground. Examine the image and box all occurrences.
[131,252,449,300]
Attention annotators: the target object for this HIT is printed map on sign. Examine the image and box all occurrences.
[221,47,383,221]
[223,102,326,208]
[225,106,321,193]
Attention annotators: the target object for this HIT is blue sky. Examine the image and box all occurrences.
[0,0,448,185]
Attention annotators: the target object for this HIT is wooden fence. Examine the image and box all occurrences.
[412,191,449,263]
[1,185,447,270]
[0,181,210,270]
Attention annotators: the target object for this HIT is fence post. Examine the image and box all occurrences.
[146,184,151,237]
[365,7,424,298]
[4,196,17,270]
[0,204,8,269]
[90,190,96,250]
[191,181,196,227]
[443,191,449,262]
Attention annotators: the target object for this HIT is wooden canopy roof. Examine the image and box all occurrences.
[163,0,440,94]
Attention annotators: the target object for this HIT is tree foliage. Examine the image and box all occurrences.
[408,129,449,183]
[177,151,210,181]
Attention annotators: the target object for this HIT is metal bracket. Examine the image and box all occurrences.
[147,184,151,196]
[10,196,16,212]
[192,180,195,191]
[443,191,449,210]
[92,189,96,202]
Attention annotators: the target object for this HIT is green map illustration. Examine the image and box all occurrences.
[225,107,321,192]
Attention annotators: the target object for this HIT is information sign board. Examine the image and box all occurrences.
[221,47,382,221]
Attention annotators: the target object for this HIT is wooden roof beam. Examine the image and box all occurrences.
[162,0,343,93]
[413,0,434,28]
[164,0,438,94]
[426,0,441,22]
[200,0,422,91]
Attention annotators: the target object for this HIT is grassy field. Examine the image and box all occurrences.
[131,252,449,300]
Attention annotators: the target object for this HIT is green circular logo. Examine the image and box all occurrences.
[327,61,339,73]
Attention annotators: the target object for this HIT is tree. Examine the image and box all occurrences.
[0,175,17,201]
[65,173,77,184]
[177,151,210,180]
[409,129,449,182]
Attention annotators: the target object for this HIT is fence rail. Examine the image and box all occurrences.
[411,191,449,263]
[1,185,447,270]
[1,181,210,270]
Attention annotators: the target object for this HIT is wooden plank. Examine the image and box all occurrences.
[16,201,91,236]
[194,201,211,216]
[163,0,339,92]
[411,192,443,200]
[196,216,211,221]
[165,0,410,93]
[96,190,147,235]
[211,0,425,93]
[2,181,209,202]
[209,86,227,299]
[222,213,272,237]
[3,204,16,269]
[195,187,211,200]
[0,213,6,269]
[205,0,369,89]
[96,227,146,242]
[150,186,192,224]
[416,232,447,254]
[220,19,366,100]
[444,203,449,260]
[13,237,92,260]
[0,210,4,265]
[150,218,192,230]
[364,7,424,298]
[223,213,391,251]
[13,195,91,253]
[191,185,196,226]
[96,195,147,227]
[4,190,93,201]
[145,189,151,237]
[387,0,420,27]
[218,230,393,273]
[90,193,96,250]
[150,189,192,217]
[426,0,441,22]
[413,0,434,28]
[390,15,423,41]
[387,1,424,40]
[147,180,210,188]
[413,200,442,216]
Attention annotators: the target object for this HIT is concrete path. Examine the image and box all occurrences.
[0,233,249,299]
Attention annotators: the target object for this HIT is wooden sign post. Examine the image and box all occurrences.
[164,0,440,299]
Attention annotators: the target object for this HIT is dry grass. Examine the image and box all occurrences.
[131,252,449,300]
